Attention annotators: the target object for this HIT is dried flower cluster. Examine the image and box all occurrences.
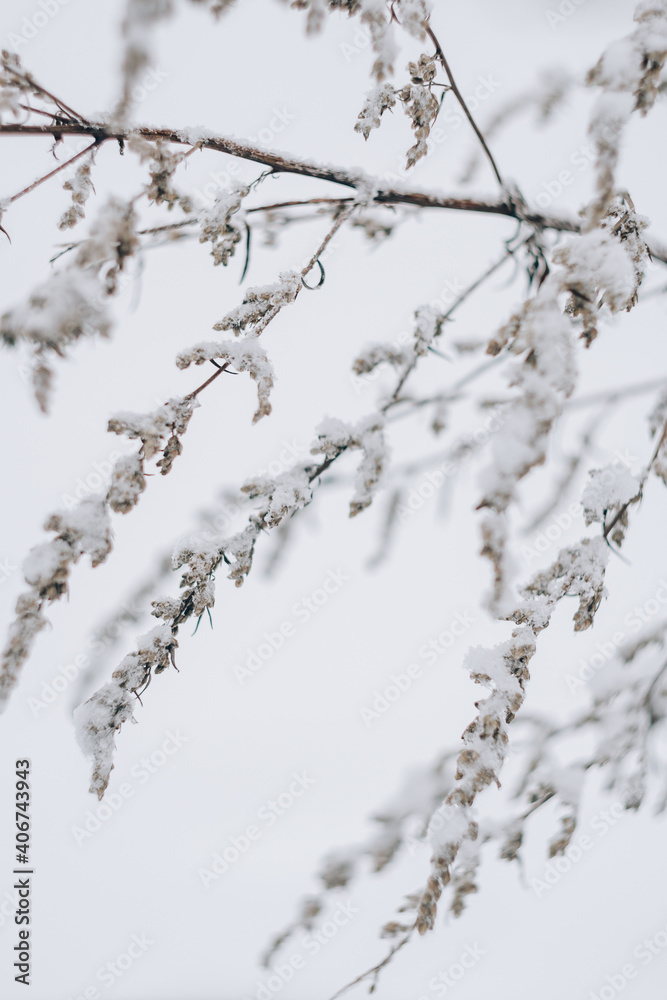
[198,184,249,265]
[127,135,194,213]
[355,52,440,168]
[58,154,96,230]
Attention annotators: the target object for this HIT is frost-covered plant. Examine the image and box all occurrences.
[1,2,667,997]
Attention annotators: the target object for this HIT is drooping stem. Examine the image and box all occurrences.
[425,23,504,188]
[6,138,103,206]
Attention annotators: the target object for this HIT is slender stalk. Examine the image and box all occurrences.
[300,202,355,276]
[0,122,579,234]
[425,23,504,188]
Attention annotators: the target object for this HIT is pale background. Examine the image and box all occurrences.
[1,1,667,998]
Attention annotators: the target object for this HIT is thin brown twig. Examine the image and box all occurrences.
[18,103,73,122]
[327,929,415,1000]
[250,197,349,215]
[187,361,232,399]
[135,198,350,237]
[425,22,504,188]
[44,199,349,254]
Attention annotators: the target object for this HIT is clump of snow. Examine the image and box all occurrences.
[354,84,396,140]
[581,464,639,525]
[241,470,313,529]
[214,271,302,334]
[176,340,274,422]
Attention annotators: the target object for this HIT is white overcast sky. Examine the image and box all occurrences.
[1,1,667,998]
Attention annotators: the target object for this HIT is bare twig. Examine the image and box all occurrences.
[187,361,233,399]
[383,236,532,412]
[425,23,504,188]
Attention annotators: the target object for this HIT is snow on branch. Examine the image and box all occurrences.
[355,53,441,169]
[176,338,275,422]
[477,196,648,612]
[354,83,396,139]
[126,134,195,213]
[0,394,199,710]
[213,270,302,333]
[73,390,392,795]
[3,5,667,994]
[108,395,199,474]
[272,593,667,968]
[74,625,178,798]
[58,152,97,230]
